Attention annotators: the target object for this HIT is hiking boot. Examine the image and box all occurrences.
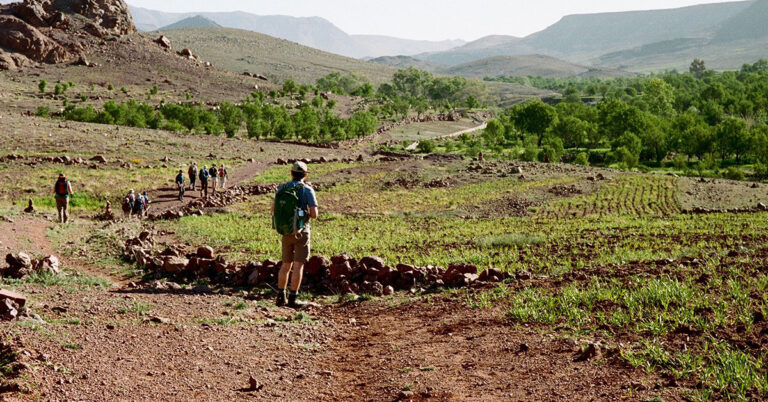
[288,298,308,309]
[275,290,286,307]
[287,292,308,309]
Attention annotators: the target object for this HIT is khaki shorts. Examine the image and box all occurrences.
[282,231,310,263]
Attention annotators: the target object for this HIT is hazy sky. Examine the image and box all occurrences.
[0,0,747,41]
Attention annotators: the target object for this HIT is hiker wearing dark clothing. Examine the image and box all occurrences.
[272,161,319,309]
[199,166,209,199]
[133,191,150,219]
[175,170,185,201]
[188,163,198,191]
[210,163,218,195]
[219,164,228,189]
[53,173,73,223]
[122,190,135,217]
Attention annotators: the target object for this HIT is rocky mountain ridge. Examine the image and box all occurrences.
[0,0,135,70]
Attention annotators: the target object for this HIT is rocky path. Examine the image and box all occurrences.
[146,160,271,215]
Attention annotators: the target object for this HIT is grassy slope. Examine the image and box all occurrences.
[155,27,400,85]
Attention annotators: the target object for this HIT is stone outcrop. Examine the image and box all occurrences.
[0,0,136,70]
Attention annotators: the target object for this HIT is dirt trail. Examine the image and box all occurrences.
[146,160,271,215]
[0,289,672,401]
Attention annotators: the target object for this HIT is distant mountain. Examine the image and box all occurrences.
[712,0,768,43]
[128,5,465,59]
[439,55,631,79]
[351,35,464,58]
[159,15,220,31]
[416,1,760,72]
[368,55,445,71]
[156,27,399,84]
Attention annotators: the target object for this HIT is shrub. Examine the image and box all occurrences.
[521,146,538,162]
[724,167,745,181]
[672,153,687,170]
[38,80,47,93]
[80,94,87,102]
[416,140,436,153]
[149,85,158,95]
[54,83,63,95]
[107,84,114,91]
[35,106,50,117]
[574,152,589,166]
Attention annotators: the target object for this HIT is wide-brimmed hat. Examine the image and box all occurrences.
[291,161,308,173]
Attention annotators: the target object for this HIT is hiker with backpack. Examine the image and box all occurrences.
[122,189,135,217]
[272,161,318,309]
[188,162,198,191]
[132,191,150,219]
[210,163,218,195]
[175,169,185,201]
[53,173,73,223]
[199,165,209,199]
[219,164,228,189]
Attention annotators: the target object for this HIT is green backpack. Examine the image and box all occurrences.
[273,183,305,235]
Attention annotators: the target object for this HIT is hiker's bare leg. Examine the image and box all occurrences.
[289,262,304,292]
[278,262,292,290]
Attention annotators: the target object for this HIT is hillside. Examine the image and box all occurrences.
[416,0,760,72]
[351,35,464,58]
[712,0,768,43]
[156,27,399,84]
[439,55,629,79]
[368,55,445,72]
[130,5,465,59]
[158,15,220,31]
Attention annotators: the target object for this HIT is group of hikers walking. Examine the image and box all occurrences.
[122,189,151,218]
[53,160,318,310]
[178,162,228,200]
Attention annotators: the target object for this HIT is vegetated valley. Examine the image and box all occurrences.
[1,0,768,401]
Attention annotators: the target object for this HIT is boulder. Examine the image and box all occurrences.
[758,202,767,211]
[90,155,107,163]
[33,255,60,275]
[305,255,330,277]
[359,256,385,270]
[10,0,50,27]
[179,48,194,58]
[6,252,32,270]
[163,256,189,273]
[155,35,171,49]
[0,289,26,308]
[0,15,73,64]
[0,298,19,320]
[195,247,214,261]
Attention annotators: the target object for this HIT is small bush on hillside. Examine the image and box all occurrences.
[107,84,114,91]
[417,140,436,153]
[54,83,63,95]
[35,106,50,117]
[38,80,47,93]
[724,167,745,181]
[80,95,87,102]
[672,154,687,170]
[149,85,158,96]
[574,152,589,166]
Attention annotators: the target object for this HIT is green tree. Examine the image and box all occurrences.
[481,119,505,146]
[716,117,749,161]
[513,100,557,146]
[218,102,244,137]
[282,79,298,95]
[690,59,706,78]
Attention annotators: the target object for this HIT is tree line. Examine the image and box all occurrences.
[476,59,768,176]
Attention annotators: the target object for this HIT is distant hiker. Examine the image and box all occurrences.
[199,165,209,199]
[122,189,135,217]
[53,173,73,224]
[210,163,218,195]
[175,169,185,201]
[188,162,198,191]
[219,164,228,189]
[133,191,150,219]
[272,161,318,308]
